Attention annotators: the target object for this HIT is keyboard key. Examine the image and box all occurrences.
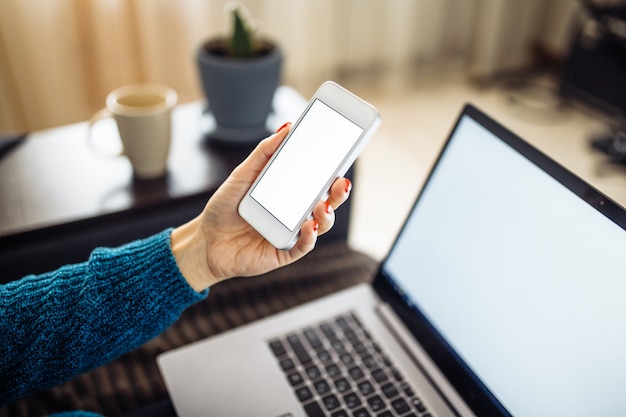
[336,316,350,330]
[353,342,368,354]
[343,392,361,409]
[352,407,371,417]
[304,328,323,350]
[318,350,333,364]
[331,339,346,352]
[287,371,304,386]
[326,364,342,378]
[350,313,363,327]
[340,352,355,366]
[314,379,332,395]
[376,411,393,417]
[400,382,414,397]
[280,357,296,371]
[295,386,314,402]
[411,397,427,413]
[305,365,322,380]
[320,323,336,339]
[343,328,359,341]
[269,339,287,357]
[367,395,385,412]
[304,401,325,417]
[348,366,365,381]
[331,410,349,417]
[287,334,313,365]
[322,394,341,411]
[381,383,399,399]
[371,369,387,383]
[362,355,377,369]
[381,355,393,367]
[334,377,351,393]
[357,381,375,396]
[390,368,403,381]
[391,398,411,414]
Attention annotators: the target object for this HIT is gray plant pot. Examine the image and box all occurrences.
[197,38,282,146]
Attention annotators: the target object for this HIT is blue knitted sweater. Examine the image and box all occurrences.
[0,229,208,412]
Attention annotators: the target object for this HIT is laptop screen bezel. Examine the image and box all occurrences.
[372,103,626,416]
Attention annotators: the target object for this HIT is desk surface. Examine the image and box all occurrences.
[0,87,306,239]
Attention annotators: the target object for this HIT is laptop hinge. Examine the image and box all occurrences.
[375,303,477,417]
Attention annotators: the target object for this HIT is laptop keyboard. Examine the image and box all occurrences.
[268,311,435,417]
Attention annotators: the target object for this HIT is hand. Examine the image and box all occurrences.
[171,123,352,292]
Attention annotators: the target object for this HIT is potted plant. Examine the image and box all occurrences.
[197,2,282,146]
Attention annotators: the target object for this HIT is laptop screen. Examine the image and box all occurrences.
[375,105,626,416]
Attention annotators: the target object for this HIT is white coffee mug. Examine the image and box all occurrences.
[89,84,178,180]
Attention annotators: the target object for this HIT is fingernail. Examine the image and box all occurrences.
[275,122,290,134]
[345,178,352,193]
[325,202,332,214]
[313,221,319,232]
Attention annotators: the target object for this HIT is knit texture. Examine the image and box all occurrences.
[0,229,207,406]
[0,240,377,417]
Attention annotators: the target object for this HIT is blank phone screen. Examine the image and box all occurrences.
[250,99,363,231]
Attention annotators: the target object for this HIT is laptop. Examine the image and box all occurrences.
[158,104,626,417]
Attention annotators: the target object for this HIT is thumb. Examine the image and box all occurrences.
[232,123,291,183]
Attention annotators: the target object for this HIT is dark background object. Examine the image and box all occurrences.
[560,0,626,163]
[196,39,282,145]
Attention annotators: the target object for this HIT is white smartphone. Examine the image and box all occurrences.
[238,81,381,249]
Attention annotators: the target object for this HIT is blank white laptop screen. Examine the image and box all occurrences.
[384,115,626,416]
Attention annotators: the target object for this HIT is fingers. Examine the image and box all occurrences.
[231,123,291,183]
[259,122,291,161]
[289,218,319,259]
[313,201,335,236]
[327,177,352,210]
[291,177,352,257]
[312,177,352,236]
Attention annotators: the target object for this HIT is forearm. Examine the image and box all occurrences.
[0,229,207,405]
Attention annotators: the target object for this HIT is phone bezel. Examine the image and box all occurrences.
[238,81,381,249]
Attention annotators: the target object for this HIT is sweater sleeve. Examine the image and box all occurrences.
[0,229,208,405]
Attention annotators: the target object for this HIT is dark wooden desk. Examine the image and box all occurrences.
[0,87,355,283]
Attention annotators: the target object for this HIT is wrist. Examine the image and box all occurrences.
[170,217,216,292]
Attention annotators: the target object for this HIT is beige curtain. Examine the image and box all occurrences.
[0,0,577,134]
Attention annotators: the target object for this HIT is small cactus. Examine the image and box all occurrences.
[204,2,274,59]
[230,6,255,58]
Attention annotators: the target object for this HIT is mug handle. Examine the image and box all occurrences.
[87,107,124,157]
